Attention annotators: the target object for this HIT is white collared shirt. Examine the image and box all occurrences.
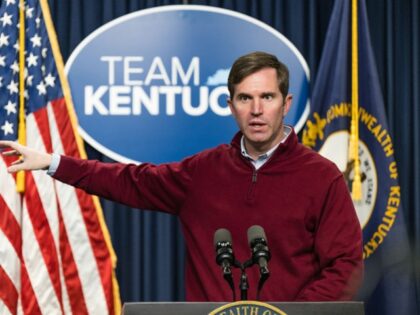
[240,125,292,170]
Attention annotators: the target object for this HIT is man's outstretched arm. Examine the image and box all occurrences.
[1,140,196,214]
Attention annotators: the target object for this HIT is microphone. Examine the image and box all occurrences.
[247,225,271,275]
[214,228,235,275]
[214,228,236,301]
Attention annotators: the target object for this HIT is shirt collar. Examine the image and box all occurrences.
[240,125,292,161]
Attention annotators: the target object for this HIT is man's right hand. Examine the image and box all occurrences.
[0,141,52,173]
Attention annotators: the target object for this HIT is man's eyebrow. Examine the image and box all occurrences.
[261,92,275,97]
[235,92,252,98]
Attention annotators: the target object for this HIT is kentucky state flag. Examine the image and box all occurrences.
[302,0,418,314]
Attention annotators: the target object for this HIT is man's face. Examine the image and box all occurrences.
[228,67,292,157]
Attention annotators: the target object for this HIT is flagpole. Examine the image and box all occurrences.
[350,0,362,201]
[17,0,26,193]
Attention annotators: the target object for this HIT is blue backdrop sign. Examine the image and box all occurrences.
[66,5,309,164]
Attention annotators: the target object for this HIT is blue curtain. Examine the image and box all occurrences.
[47,0,420,305]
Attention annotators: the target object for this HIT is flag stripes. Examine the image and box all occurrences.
[24,172,64,313]
[20,262,42,315]
[52,98,114,313]
[0,108,113,314]
[0,259,18,314]
[57,204,90,315]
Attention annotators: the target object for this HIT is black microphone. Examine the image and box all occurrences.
[247,225,271,275]
[214,228,235,275]
[214,228,236,301]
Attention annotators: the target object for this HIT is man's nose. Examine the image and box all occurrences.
[251,99,263,116]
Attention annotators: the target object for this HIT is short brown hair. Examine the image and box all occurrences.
[227,51,289,99]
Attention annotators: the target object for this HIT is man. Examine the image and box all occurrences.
[1,51,363,301]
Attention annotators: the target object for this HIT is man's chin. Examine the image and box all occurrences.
[244,133,269,144]
[244,137,270,149]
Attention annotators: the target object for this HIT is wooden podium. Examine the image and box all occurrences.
[122,301,365,315]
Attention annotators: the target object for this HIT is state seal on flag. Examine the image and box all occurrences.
[317,131,377,229]
[302,103,402,259]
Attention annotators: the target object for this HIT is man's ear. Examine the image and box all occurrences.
[283,94,293,116]
[227,98,236,117]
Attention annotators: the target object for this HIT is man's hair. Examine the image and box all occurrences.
[227,51,289,99]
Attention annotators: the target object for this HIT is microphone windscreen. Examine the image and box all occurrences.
[214,228,232,248]
[247,225,266,246]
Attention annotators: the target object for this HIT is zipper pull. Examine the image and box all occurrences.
[252,171,258,183]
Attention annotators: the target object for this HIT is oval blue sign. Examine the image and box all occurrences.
[66,5,309,164]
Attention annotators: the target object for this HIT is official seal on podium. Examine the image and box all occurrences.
[209,300,287,315]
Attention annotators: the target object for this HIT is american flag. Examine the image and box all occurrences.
[0,0,120,314]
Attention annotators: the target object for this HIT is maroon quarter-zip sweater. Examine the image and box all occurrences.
[53,129,363,301]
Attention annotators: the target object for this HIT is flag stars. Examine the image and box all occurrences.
[0,77,3,87]
[41,48,48,58]
[30,33,42,47]
[4,101,17,115]
[26,75,34,86]
[13,40,19,51]
[26,53,38,67]
[45,73,55,87]
[26,7,34,19]
[7,80,18,94]
[36,81,47,95]
[10,61,19,73]
[0,12,13,27]
[1,121,14,136]
[0,33,9,47]
[6,0,16,6]
[0,55,6,67]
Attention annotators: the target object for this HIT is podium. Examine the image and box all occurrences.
[122,301,365,315]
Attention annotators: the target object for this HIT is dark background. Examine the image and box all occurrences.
[47,0,419,308]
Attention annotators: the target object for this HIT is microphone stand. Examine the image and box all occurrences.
[236,256,270,301]
[238,259,253,300]
[225,257,269,301]
[239,266,249,300]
